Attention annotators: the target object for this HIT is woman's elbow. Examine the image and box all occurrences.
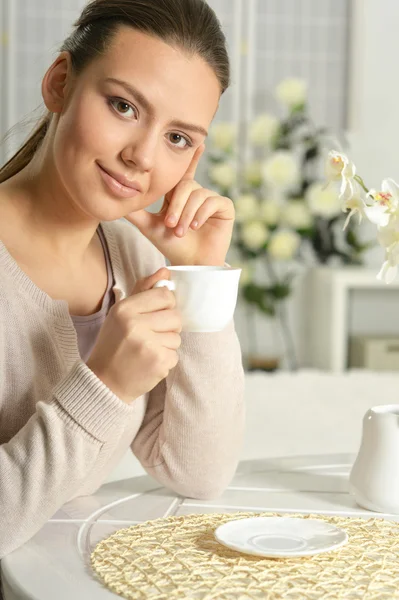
[169,468,237,500]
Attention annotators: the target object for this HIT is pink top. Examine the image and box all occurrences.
[70,226,115,362]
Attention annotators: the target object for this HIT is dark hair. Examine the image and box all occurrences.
[0,0,230,183]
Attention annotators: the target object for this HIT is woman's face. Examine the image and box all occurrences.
[48,27,221,221]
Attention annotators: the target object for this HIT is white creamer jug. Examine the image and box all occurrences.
[350,405,399,514]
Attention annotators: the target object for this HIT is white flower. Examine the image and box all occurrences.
[241,221,269,251]
[244,161,263,187]
[282,200,313,229]
[234,193,259,222]
[377,224,399,250]
[276,78,307,109]
[326,150,356,202]
[377,236,399,284]
[210,122,236,152]
[342,180,392,230]
[375,222,399,284]
[249,113,280,146]
[306,182,341,218]
[377,257,399,284]
[209,162,236,190]
[365,178,399,227]
[328,150,399,284]
[268,229,301,261]
[259,200,280,226]
[341,181,368,229]
[262,151,299,190]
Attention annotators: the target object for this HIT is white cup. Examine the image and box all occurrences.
[153,265,241,332]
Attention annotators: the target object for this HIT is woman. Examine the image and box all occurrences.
[0,0,245,557]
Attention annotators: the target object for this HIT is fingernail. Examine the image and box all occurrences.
[166,213,177,225]
[191,220,199,228]
[175,225,184,236]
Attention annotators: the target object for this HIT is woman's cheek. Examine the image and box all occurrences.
[156,160,189,197]
[79,106,122,152]
[63,93,116,154]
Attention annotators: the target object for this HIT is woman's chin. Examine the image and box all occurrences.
[78,193,138,223]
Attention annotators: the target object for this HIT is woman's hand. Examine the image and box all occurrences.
[126,145,235,266]
[87,268,182,404]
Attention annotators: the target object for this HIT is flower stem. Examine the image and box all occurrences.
[264,256,298,371]
[276,299,298,371]
[246,302,259,356]
[354,174,369,194]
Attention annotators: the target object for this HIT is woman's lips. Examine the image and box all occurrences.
[97,163,142,199]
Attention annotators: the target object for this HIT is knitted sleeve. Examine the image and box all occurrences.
[131,320,245,499]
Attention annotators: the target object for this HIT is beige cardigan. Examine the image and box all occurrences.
[0,218,245,557]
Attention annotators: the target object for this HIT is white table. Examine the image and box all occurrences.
[2,452,398,600]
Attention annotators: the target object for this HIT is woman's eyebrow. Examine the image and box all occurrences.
[168,120,208,137]
[104,77,208,137]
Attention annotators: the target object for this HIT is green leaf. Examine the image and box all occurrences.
[269,283,291,300]
[297,226,314,237]
[242,284,277,316]
[304,144,319,162]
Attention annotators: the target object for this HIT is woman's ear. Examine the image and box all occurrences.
[41,51,73,113]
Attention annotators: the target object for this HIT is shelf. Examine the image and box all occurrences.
[306,267,399,372]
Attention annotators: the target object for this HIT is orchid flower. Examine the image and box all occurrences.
[341,181,367,230]
[375,214,399,284]
[326,150,357,202]
[326,151,399,283]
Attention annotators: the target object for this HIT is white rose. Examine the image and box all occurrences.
[244,161,263,187]
[268,229,301,261]
[306,182,341,218]
[249,113,280,146]
[262,151,299,190]
[259,200,280,226]
[230,262,253,287]
[241,221,269,251]
[210,122,236,152]
[234,193,259,222]
[209,162,236,190]
[282,200,313,229]
[276,78,307,109]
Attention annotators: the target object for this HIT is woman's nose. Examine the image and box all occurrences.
[120,127,157,172]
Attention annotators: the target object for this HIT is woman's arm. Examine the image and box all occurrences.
[131,320,245,499]
[0,361,135,558]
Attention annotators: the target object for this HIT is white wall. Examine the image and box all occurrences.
[345,0,399,266]
[340,0,399,358]
[348,0,399,186]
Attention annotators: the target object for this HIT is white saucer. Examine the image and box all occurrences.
[214,516,348,558]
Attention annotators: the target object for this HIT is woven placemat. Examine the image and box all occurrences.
[91,511,399,599]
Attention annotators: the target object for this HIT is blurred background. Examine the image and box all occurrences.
[1,0,399,374]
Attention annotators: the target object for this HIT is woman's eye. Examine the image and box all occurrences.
[168,133,191,149]
[110,99,136,118]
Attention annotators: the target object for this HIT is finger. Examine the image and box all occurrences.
[163,144,205,216]
[163,347,179,370]
[182,143,205,181]
[155,196,170,218]
[172,188,210,237]
[164,180,202,228]
[142,308,182,333]
[120,287,176,314]
[157,332,182,350]
[131,268,170,294]
[190,196,235,229]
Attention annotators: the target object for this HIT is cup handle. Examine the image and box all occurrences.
[153,279,176,291]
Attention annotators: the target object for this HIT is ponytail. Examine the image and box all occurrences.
[0,113,51,183]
